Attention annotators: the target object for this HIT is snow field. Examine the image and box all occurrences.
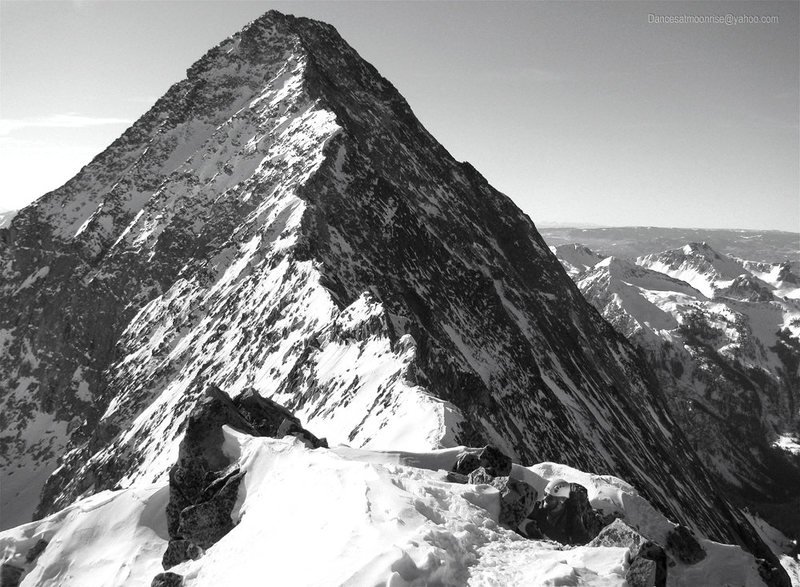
[0,430,776,586]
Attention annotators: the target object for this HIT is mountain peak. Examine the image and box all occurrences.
[0,12,784,578]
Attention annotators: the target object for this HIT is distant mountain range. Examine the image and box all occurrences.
[549,236,800,547]
[542,226,799,264]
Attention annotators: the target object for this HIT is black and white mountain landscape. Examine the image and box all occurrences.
[0,10,797,587]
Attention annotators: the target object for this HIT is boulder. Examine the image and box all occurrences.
[626,557,658,587]
[588,518,646,553]
[151,572,184,587]
[665,524,706,564]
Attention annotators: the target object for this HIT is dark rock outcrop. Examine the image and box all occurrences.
[24,539,47,563]
[665,524,706,564]
[588,518,666,585]
[0,564,24,587]
[452,446,512,478]
[163,385,322,569]
[152,572,184,587]
[626,557,659,587]
[162,540,203,569]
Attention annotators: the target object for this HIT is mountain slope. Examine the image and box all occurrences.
[0,11,783,577]
[562,249,800,542]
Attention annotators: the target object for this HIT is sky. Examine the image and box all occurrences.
[0,0,798,231]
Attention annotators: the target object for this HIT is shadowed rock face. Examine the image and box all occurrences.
[163,385,323,569]
[0,10,788,583]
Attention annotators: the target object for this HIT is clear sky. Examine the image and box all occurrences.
[1,1,798,231]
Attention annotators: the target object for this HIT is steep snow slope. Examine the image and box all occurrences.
[0,432,778,587]
[0,11,781,574]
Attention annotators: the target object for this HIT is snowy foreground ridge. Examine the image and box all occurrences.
[1,429,791,587]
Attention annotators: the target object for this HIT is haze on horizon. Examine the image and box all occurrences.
[0,1,797,232]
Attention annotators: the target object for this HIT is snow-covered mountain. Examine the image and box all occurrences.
[638,242,799,301]
[0,10,791,585]
[541,226,799,264]
[553,244,800,553]
[548,244,606,278]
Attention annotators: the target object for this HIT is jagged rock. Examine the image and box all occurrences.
[0,564,24,587]
[276,418,328,449]
[626,557,658,587]
[467,466,494,486]
[162,540,203,569]
[152,572,184,587]
[24,538,47,563]
[233,388,300,436]
[452,446,512,477]
[587,518,666,586]
[177,468,244,549]
[452,452,481,477]
[665,524,706,564]
[637,541,668,587]
[588,518,646,553]
[164,385,323,568]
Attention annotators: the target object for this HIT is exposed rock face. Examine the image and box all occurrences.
[163,385,321,568]
[24,539,47,563]
[588,518,646,552]
[151,572,184,587]
[588,520,667,586]
[626,556,661,587]
[665,524,706,565]
[0,10,786,582]
[453,446,512,478]
[0,563,24,587]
